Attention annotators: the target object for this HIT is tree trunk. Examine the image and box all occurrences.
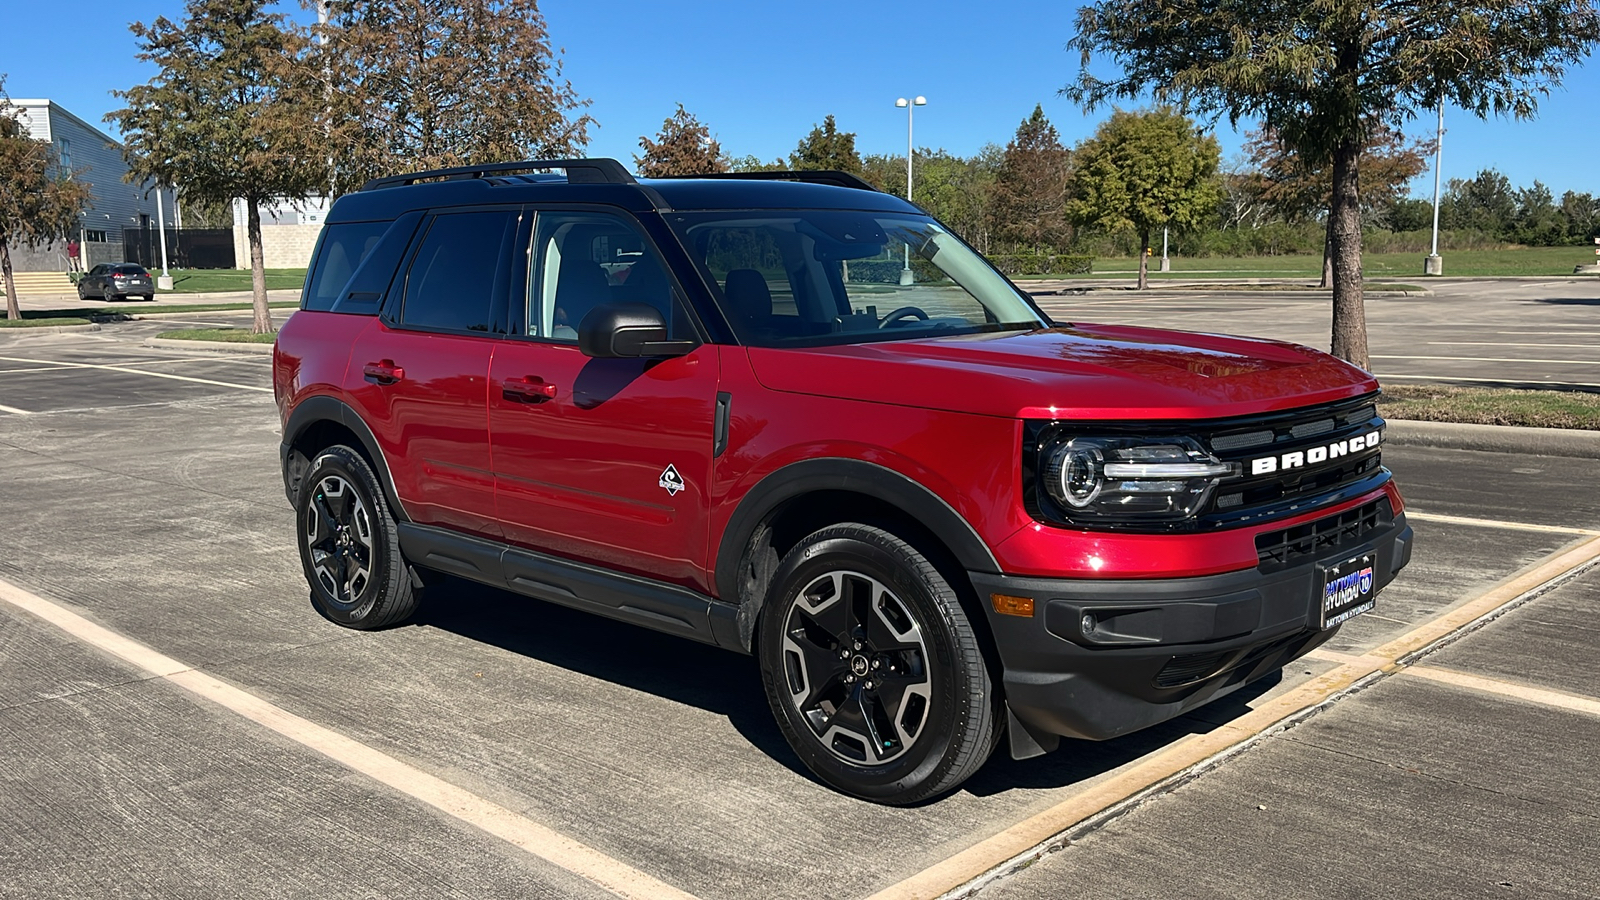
[1137,227,1150,290]
[1328,139,1368,369]
[1319,216,1334,289]
[1,233,19,321]
[246,196,274,334]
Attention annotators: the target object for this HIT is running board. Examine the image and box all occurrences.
[397,523,744,653]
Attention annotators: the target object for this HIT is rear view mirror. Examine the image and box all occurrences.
[577,303,696,358]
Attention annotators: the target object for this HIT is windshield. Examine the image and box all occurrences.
[667,211,1048,346]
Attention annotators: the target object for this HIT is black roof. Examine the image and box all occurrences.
[327,158,918,224]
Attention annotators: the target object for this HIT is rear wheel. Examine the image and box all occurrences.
[758,523,997,804]
[296,445,419,629]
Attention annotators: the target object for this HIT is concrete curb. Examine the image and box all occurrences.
[0,323,102,335]
[1385,419,1600,459]
[144,337,275,355]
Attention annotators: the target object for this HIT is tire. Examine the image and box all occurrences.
[758,523,997,804]
[103,288,119,301]
[295,444,420,629]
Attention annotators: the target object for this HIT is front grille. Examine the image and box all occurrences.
[1199,395,1387,528]
[1255,497,1392,573]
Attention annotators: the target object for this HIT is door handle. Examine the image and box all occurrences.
[502,376,558,402]
[362,360,404,385]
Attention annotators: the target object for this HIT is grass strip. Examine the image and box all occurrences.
[155,328,277,344]
[0,316,93,328]
[16,302,298,319]
[162,268,307,293]
[1380,385,1600,430]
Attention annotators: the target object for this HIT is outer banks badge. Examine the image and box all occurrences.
[659,464,686,497]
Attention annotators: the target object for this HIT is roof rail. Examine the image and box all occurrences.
[360,158,636,191]
[655,170,881,193]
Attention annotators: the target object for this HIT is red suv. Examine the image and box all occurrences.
[274,159,1412,804]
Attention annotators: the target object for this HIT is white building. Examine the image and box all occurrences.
[231,196,331,270]
[2,99,176,272]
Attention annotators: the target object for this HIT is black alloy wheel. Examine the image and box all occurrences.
[759,523,997,804]
[296,445,419,629]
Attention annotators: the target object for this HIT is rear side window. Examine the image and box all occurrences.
[400,211,515,333]
[112,264,148,276]
[303,222,389,312]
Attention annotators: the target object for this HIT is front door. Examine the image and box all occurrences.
[488,209,719,591]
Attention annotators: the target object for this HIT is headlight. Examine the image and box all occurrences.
[1042,437,1235,525]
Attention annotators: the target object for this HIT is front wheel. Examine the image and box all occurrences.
[295,445,419,629]
[758,524,997,804]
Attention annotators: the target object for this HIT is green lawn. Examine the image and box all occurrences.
[1020,246,1596,279]
[11,301,298,319]
[155,328,277,343]
[1379,385,1600,430]
[0,316,92,328]
[160,268,307,293]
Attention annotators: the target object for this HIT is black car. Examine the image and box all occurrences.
[78,263,155,301]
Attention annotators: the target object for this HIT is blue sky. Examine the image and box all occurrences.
[3,0,1595,197]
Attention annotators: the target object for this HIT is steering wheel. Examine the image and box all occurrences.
[878,306,930,329]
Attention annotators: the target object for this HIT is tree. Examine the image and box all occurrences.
[1244,123,1430,284]
[861,148,1002,251]
[1,77,92,320]
[1066,108,1222,289]
[789,115,862,174]
[110,0,321,334]
[635,104,726,177]
[306,0,594,197]
[1440,169,1518,236]
[1066,1,1600,368]
[991,105,1072,254]
[726,155,785,172]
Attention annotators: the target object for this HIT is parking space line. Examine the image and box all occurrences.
[1405,511,1600,536]
[0,365,89,374]
[0,402,32,415]
[1429,342,1600,349]
[0,355,272,393]
[868,534,1600,900]
[0,576,701,900]
[1400,665,1600,717]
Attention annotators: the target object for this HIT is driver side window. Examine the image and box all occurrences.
[526,211,688,342]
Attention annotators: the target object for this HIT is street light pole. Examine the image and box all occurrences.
[155,184,173,291]
[895,95,926,285]
[1425,100,1444,276]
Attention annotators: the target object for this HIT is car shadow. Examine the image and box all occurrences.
[411,572,1289,801]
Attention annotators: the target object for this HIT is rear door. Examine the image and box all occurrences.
[487,207,720,590]
[346,207,519,538]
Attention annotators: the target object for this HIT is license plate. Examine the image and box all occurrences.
[1318,552,1376,629]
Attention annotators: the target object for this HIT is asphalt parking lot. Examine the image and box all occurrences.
[1,314,1598,899]
[1033,276,1600,391]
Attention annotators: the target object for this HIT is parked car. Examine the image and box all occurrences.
[272,159,1413,804]
[78,263,154,301]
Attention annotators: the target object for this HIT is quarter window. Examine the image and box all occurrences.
[303,222,389,312]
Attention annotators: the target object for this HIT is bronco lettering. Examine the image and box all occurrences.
[1250,431,1382,476]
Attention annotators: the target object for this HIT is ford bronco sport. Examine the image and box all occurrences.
[274,159,1413,804]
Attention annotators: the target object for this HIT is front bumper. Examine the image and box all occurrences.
[971,512,1412,751]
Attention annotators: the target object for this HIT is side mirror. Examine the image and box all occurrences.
[577,302,696,359]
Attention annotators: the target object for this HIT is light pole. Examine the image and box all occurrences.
[155,184,173,290]
[1425,100,1444,276]
[895,95,926,285]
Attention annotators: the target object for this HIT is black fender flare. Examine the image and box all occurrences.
[280,395,409,521]
[713,458,1001,645]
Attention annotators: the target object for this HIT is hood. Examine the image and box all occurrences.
[746,324,1378,421]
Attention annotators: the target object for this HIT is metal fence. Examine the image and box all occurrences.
[122,227,236,270]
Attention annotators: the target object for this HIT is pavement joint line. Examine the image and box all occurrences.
[869,533,1600,900]
[1373,373,1600,389]
[0,354,273,393]
[0,575,702,900]
[1372,354,1600,366]
[1403,510,1600,536]
[1400,665,1600,718]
